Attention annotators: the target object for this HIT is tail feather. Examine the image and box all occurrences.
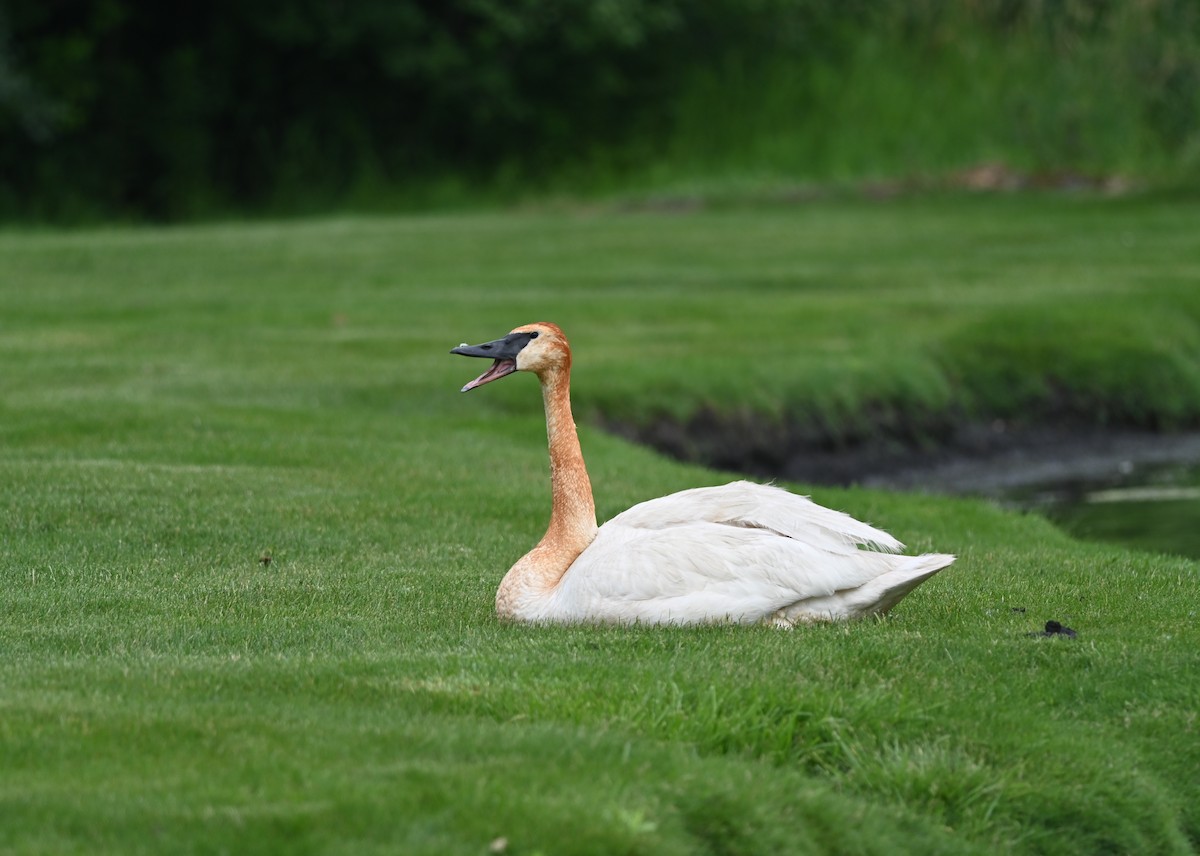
[778,553,955,624]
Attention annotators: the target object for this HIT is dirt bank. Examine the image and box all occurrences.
[601,410,1200,497]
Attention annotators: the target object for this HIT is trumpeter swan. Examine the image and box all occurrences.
[452,322,953,625]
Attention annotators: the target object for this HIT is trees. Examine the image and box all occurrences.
[2,1,1197,221]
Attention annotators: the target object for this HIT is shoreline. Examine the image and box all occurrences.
[841,427,1200,497]
[602,414,1200,498]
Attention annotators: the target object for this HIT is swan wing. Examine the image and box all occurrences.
[606,480,904,553]
[547,518,927,625]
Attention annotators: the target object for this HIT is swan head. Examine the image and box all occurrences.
[451,322,570,392]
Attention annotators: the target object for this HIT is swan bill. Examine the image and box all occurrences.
[451,331,539,392]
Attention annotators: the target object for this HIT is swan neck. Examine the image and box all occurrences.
[496,363,598,620]
[540,367,598,552]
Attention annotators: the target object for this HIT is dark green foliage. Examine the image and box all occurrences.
[1,0,693,218]
[3,0,1200,220]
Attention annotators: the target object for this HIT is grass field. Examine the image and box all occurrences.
[2,194,1198,854]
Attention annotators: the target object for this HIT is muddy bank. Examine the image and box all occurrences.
[601,408,1200,497]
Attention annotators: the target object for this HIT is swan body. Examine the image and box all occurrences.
[452,322,954,626]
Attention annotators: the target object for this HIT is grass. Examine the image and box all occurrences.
[1,194,1198,854]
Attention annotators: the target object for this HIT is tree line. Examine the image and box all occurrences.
[2,1,1198,221]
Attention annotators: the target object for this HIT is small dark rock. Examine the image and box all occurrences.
[1010,607,1026,613]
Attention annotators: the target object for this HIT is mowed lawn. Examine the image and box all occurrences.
[1,196,1198,854]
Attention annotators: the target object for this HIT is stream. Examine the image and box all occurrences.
[838,430,1200,561]
[1012,462,1200,560]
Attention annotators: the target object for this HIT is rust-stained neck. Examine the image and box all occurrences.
[495,357,598,619]
[539,365,598,553]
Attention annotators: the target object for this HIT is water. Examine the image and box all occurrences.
[1019,464,1200,560]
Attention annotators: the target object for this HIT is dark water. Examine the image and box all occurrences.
[1018,464,1200,560]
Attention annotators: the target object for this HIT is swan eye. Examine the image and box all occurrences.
[529,331,539,339]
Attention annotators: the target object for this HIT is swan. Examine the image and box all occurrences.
[451,322,954,626]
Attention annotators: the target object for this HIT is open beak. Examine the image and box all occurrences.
[451,333,531,392]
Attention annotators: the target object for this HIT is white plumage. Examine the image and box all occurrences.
[543,481,949,625]
[452,322,954,626]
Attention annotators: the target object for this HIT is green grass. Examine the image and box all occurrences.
[2,195,1198,854]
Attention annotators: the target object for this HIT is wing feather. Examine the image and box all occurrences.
[548,516,913,625]
[606,481,904,553]
[527,481,947,625]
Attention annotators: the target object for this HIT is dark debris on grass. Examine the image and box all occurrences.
[1029,620,1077,638]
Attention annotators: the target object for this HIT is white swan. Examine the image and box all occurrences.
[452,322,954,626]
